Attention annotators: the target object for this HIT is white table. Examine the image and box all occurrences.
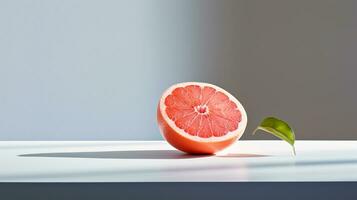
[1,140,357,182]
[1,140,357,200]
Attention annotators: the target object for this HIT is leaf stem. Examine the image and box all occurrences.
[252,128,259,135]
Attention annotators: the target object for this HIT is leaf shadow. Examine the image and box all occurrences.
[217,153,269,158]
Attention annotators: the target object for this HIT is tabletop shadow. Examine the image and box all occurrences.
[217,153,269,158]
[19,150,213,160]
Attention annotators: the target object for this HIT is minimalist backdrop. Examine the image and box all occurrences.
[1,0,356,140]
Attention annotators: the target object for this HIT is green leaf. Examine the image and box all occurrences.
[253,117,296,155]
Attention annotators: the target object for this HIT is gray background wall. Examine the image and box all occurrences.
[0,0,356,140]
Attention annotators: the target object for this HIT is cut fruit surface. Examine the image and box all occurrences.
[157,82,247,154]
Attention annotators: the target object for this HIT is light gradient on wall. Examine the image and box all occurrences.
[0,0,356,140]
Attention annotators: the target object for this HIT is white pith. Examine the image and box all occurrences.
[159,82,248,142]
[195,105,208,115]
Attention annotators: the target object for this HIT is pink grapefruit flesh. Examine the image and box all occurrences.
[157,82,247,154]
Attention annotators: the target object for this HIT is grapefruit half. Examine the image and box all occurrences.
[157,82,247,154]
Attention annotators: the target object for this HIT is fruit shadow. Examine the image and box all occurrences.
[19,150,208,159]
[18,150,267,159]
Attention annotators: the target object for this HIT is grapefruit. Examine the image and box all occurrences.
[157,82,247,154]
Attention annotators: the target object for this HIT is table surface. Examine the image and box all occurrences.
[1,140,357,182]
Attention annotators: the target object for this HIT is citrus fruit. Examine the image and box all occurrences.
[157,82,247,154]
